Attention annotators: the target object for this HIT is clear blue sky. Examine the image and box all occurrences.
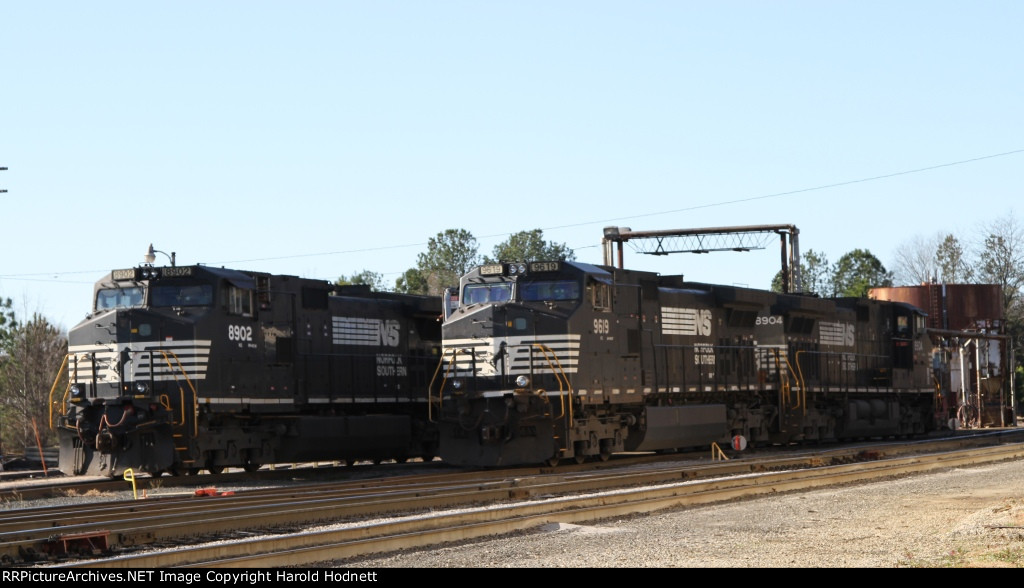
[2,2,1021,329]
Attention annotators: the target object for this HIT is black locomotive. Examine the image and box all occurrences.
[52,262,442,477]
[433,260,943,467]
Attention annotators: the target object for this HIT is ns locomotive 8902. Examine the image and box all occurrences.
[51,262,442,477]
[433,260,941,467]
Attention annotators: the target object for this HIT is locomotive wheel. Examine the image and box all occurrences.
[545,457,560,467]
[243,462,261,473]
[207,466,224,474]
[599,451,611,462]
[73,444,86,476]
[574,454,586,465]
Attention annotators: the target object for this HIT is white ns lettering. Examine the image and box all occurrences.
[378,320,400,347]
[697,309,712,336]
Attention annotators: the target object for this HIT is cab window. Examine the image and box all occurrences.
[896,314,910,336]
[95,286,144,311]
[589,281,611,311]
[151,284,214,307]
[463,283,512,305]
[520,280,580,302]
[227,285,253,316]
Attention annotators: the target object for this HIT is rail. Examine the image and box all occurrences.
[24,436,1024,568]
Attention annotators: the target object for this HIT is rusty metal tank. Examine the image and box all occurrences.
[871,283,1012,428]
[869,283,1004,331]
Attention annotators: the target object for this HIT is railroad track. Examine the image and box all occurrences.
[0,459,448,503]
[6,430,1024,568]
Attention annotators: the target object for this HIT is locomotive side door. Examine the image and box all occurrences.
[637,278,661,388]
[613,280,645,396]
[258,277,299,400]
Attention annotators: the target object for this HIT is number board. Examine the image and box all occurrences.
[529,262,560,273]
[161,266,194,278]
[480,264,504,276]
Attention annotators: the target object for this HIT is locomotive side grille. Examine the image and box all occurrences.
[443,335,580,377]
[68,340,213,383]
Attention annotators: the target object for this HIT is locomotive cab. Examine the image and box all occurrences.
[437,261,637,466]
[56,264,265,477]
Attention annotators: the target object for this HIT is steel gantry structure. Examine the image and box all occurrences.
[601,224,803,293]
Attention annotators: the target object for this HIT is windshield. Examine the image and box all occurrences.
[96,287,144,311]
[151,284,214,308]
[463,283,512,305]
[520,280,580,302]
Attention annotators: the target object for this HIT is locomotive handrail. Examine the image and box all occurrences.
[528,343,573,422]
[428,347,468,422]
[47,353,71,430]
[792,351,808,415]
[428,343,574,424]
[152,349,199,437]
[771,349,804,415]
[791,350,892,390]
[772,350,791,412]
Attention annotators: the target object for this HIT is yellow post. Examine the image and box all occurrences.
[710,442,730,461]
[123,468,139,500]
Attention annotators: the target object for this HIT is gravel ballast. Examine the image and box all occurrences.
[341,459,1024,568]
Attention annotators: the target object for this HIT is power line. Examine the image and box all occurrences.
[226,148,1024,266]
[2,148,1022,281]
[540,148,1024,233]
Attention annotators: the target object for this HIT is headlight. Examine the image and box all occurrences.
[135,382,149,394]
[451,379,463,390]
[515,375,530,388]
[70,384,84,398]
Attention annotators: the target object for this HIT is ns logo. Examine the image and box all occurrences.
[692,309,712,336]
[663,307,712,337]
[333,317,402,348]
[377,320,400,347]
